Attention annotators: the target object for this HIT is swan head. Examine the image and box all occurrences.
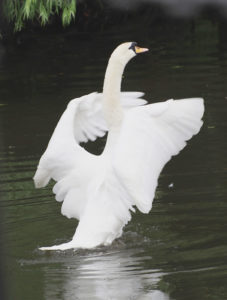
[110,42,149,66]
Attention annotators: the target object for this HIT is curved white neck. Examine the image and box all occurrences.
[102,57,125,128]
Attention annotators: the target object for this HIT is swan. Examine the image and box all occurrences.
[34,42,204,250]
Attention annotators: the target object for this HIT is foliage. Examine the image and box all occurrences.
[3,0,77,31]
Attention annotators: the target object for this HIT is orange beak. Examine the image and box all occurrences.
[135,46,149,54]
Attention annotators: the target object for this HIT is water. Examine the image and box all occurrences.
[0,18,227,300]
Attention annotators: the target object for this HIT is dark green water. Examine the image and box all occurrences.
[0,18,227,300]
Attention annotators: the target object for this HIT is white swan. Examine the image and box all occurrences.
[34,42,204,250]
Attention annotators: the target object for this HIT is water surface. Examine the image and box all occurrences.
[0,19,227,300]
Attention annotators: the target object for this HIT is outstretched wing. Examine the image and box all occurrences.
[34,91,146,188]
[114,98,204,214]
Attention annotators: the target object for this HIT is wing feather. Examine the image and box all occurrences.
[34,91,146,189]
[113,98,204,214]
[72,92,146,143]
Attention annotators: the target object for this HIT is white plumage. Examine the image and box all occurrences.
[34,42,204,250]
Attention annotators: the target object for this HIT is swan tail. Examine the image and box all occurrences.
[39,241,76,251]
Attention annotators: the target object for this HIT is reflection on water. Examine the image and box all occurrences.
[0,17,227,300]
[40,247,168,300]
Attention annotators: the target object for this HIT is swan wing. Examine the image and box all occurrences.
[73,91,147,143]
[34,91,146,188]
[40,169,135,250]
[33,94,95,188]
[114,98,204,214]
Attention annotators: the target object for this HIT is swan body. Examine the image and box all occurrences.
[34,42,204,250]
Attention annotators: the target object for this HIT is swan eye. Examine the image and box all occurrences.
[129,42,137,53]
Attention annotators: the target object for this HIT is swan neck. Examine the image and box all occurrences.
[103,58,125,95]
[102,57,126,127]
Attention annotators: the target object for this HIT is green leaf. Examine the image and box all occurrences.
[3,0,77,31]
[39,1,49,25]
[23,0,32,19]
